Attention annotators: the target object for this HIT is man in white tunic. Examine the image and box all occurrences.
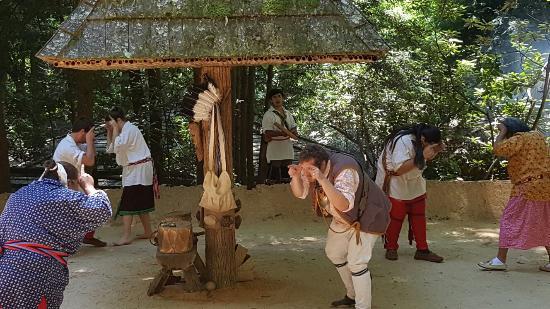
[262,89,298,183]
[105,107,156,246]
[53,117,106,247]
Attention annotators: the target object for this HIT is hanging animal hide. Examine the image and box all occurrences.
[199,105,236,212]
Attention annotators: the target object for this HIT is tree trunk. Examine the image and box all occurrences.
[232,67,242,184]
[239,67,249,184]
[246,67,256,189]
[193,68,204,184]
[197,66,236,289]
[147,69,164,181]
[66,69,96,182]
[128,70,145,121]
[0,60,10,193]
[258,65,274,184]
[67,70,95,120]
[532,54,549,130]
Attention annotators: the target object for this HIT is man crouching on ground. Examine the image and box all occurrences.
[289,144,391,309]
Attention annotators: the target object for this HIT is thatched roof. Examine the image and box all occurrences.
[37,0,389,70]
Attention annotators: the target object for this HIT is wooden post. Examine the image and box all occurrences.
[197,66,237,289]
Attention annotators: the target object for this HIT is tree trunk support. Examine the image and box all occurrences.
[197,66,237,289]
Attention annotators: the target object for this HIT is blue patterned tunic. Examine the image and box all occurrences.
[0,179,112,309]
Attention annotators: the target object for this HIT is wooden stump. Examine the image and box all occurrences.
[197,66,237,289]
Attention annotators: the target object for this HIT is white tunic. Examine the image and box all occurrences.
[53,134,87,170]
[375,134,426,200]
[261,106,296,162]
[107,122,153,187]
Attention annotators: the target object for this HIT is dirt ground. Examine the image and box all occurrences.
[58,184,550,309]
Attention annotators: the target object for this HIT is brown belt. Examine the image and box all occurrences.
[515,173,547,185]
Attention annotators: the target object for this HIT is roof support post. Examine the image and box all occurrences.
[197,66,237,289]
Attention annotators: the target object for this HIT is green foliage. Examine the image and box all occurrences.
[203,0,232,17]
[1,0,548,186]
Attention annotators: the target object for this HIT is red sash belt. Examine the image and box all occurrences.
[128,157,160,199]
[0,240,69,267]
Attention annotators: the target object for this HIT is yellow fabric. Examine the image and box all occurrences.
[494,131,550,201]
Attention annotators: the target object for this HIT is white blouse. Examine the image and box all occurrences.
[107,122,153,187]
[375,134,426,200]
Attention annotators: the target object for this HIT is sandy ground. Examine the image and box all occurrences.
[60,185,550,309]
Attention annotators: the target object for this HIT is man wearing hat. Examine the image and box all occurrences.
[261,89,298,184]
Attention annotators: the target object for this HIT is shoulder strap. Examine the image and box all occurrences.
[272,110,290,129]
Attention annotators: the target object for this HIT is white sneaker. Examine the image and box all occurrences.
[478,259,507,271]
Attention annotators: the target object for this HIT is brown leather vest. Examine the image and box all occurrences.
[311,152,391,234]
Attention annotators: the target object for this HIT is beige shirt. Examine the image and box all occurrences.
[262,106,296,162]
[375,134,426,200]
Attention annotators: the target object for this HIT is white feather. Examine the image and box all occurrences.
[198,93,216,106]
[188,83,222,122]
[201,90,218,105]
[207,83,221,101]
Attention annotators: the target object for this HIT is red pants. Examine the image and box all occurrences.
[384,194,428,250]
[84,231,95,239]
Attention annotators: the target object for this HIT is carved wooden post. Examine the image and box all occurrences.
[197,66,237,289]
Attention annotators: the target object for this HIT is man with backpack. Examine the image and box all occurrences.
[289,144,391,309]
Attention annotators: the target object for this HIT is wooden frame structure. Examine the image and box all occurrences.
[37,0,389,290]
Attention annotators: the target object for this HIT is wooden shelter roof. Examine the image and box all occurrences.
[37,0,389,70]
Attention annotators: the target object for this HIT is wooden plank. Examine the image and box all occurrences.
[128,20,151,58]
[151,20,170,57]
[235,244,248,267]
[182,267,203,292]
[37,31,72,58]
[59,2,94,35]
[105,20,129,58]
[74,20,106,59]
[168,19,184,56]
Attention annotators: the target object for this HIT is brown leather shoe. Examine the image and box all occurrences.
[385,249,398,261]
[331,295,355,308]
[414,250,444,263]
[82,237,107,247]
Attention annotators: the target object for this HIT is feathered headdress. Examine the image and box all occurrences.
[182,78,221,122]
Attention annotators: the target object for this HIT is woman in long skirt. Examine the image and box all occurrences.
[478,117,550,271]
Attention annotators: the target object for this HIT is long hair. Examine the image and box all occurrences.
[500,117,530,138]
[385,124,442,170]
